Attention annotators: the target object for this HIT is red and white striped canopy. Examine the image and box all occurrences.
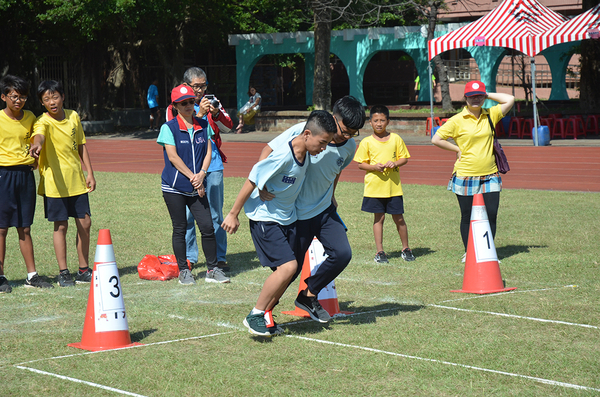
[428,0,567,60]
[537,4,600,49]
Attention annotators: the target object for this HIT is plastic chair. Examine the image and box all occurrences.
[552,118,567,139]
[540,117,554,137]
[494,120,506,137]
[585,115,599,135]
[521,119,533,139]
[564,116,586,139]
[508,117,523,138]
[440,118,449,125]
[426,117,441,136]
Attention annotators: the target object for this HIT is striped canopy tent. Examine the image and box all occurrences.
[537,3,600,48]
[426,0,567,132]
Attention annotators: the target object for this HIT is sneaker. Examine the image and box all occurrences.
[294,292,331,323]
[401,248,416,262]
[217,261,230,272]
[178,269,196,285]
[264,310,283,336]
[0,277,12,293]
[374,251,389,264]
[25,274,54,289]
[205,268,230,284]
[57,270,75,287]
[243,312,271,336]
[75,268,93,283]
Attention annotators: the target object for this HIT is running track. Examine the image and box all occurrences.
[86,139,600,192]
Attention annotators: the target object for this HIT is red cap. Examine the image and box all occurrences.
[171,85,195,103]
[464,81,486,97]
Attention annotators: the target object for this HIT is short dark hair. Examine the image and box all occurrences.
[369,105,389,119]
[332,96,366,130]
[182,67,206,85]
[305,110,337,136]
[37,80,65,102]
[0,75,29,96]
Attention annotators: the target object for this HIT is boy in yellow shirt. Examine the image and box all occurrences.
[0,75,53,291]
[354,105,415,263]
[30,80,96,287]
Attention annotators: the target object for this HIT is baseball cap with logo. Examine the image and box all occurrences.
[464,81,487,97]
[171,84,196,103]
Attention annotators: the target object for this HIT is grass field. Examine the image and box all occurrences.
[1,172,599,396]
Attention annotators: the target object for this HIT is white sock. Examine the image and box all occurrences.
[251,307,265,315]
[27,272,37,280]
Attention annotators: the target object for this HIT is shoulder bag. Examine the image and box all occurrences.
[486,114,510,174]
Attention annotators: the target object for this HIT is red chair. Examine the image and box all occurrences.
[494,120,506,137]
[440,118,449,125]
[508,117,523,138]
[540,117,554,137]
[426,117,441,136]
[521,119,533,139]
[552,118,568,139]
[564,116,586,139]
[585,115,599,135]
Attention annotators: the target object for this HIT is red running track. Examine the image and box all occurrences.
[86,139,600,192]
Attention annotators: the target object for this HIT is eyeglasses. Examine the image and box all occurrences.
[190,82,209,91]
[177,99,195,106]
[334,116,359,138]
[6,95,28,103]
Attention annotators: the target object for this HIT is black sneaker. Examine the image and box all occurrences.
[294,292,331,323]
[57,270,75,287]
[401,248,416,262]
[0,277,12,293]
[25,274,54,289]
[264,310,283,336]
[75,268,93,283]
[243,312,271,336]
[374,251,389,263]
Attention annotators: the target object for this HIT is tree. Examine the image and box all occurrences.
[579,0,600,111]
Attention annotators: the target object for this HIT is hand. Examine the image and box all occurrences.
[221,213,240,234]
[190,173,205,189]
[86,174,96,192]
[197,98,210,118]
[375,163,386,172]
[197,186,206,198]
[29,143,42,159]
[383,161,396,169]
[258,188,275,201]
[456,150,462,162]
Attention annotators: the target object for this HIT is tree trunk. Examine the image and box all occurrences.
[427,2,453,110]
[580,0,600,112]
[312,2,332,111]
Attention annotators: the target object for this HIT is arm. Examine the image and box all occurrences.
[257,145,275,201]
[29,134,45,159]
[486,92,515,117]
[192,140,212,198]
[78,144,96,192]
[431,134,461,162]
[221,178,256,234]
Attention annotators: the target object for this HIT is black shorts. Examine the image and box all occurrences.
[249,220,297,268]
[150,107,159,116]
[0,166,36,228]
[361,196,404,215]
[44,193,91,222]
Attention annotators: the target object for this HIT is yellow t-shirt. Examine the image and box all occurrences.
[353,133,411,198]
[435,104,504,177]
[32,110,88,198]
[0,109,36,166]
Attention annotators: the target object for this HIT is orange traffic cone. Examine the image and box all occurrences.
[69,229,142,351]
[451,194,516,294]
[283,238,352,318]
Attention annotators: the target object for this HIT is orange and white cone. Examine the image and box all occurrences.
[69,229,142,351]
[283,238,353,318]
[451,194,517,294]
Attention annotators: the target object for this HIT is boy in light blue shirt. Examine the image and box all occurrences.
[222,110,336,337]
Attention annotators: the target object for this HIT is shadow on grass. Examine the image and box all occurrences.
[284,302,424,335]
[388,246,435,260]
[497,244,547,260]
[130,328,158,343]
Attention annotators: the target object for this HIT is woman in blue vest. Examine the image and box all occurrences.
[157,85,222,285]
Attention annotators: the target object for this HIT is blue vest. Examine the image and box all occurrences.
[161,117,209,193]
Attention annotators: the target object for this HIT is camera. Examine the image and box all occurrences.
[204,94,219,108]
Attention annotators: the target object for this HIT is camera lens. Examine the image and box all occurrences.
[211,99,219,108]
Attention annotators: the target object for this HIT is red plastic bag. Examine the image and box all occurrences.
[138,255,191,281]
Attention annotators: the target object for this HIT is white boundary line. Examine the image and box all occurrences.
[287,335,600,392]
[429,304,599,329]
[437,285,577,304]
[15,365,148,397]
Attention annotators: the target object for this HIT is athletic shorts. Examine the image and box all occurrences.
[150,107,159,116]
[249,220,297,268]
[361,196,404,214]
[0,166,36,228]
[44,193,91,222]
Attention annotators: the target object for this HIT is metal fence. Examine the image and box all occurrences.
[36,55,79,109]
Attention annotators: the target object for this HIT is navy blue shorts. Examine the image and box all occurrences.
[361,196,404,214]
[44,193,91,222]
[249,220,297,268]
[0,166,36,228]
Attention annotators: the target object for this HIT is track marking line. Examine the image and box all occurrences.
[287,335,600,393]
[437,285,577,304]
[429,305,598,329]
[15,365,148,397]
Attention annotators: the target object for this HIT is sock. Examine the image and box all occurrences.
[78,266,89,273]
[60,269,69,275]
[27,272,37,280]
[251,307,265,315]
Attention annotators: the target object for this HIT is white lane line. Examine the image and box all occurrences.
[287,335,600,393]
[437,285,577,304]
[429,305,598,329]
[15,365,148,397]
